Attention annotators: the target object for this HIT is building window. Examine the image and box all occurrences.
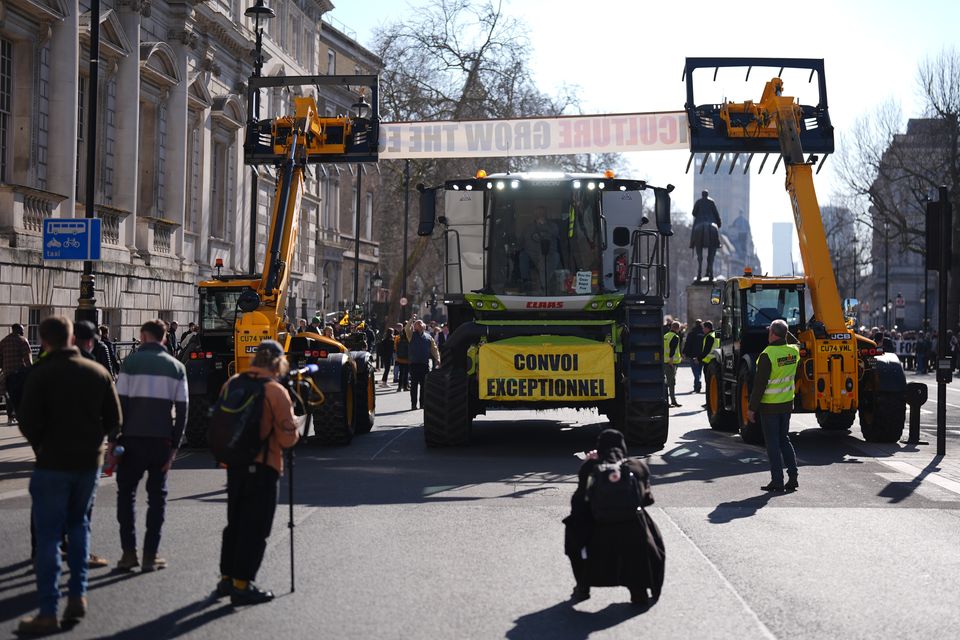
[186,124,201,232]
[37,43,50,190]
[364,192,373,240]
[0,37,12,183]
[211,141,226,238]
[351,184,358,236]
[157,104,167,215]
[27,307,51,346]
[103,76,117,203]
[327,49,335,75]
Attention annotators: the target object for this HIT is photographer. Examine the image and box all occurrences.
[216,340,299,606]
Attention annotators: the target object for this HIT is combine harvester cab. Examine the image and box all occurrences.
[417,171,674,447]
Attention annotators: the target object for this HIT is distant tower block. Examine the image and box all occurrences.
[772,223,794,276]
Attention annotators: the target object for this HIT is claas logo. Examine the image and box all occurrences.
[526,301,563,309]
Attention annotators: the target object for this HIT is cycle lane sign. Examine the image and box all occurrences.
[43,218,101,261]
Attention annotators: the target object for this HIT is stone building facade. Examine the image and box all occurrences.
[0,0,382,344]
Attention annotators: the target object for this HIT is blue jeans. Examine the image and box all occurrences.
[691,359,703,391]
[116,437,171,555]
[760,412,798,485]
[30,468,99,616]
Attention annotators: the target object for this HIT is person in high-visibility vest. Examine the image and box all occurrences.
[747,319,800,492]
[663,321,682,407]
[700,321,719,363]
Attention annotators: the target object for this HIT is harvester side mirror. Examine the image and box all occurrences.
[654,186,673,236]
[417,184,436,236]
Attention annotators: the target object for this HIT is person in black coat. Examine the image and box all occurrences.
[563,429,665,605]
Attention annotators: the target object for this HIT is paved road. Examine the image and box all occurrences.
[2,367,960,639]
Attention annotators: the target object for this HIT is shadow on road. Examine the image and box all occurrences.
[878,455,944,503]
[506,600,647,639]
[707,492,779,524]
[103,594,234,639]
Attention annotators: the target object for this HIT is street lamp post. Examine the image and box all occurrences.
[401,159,410,321]
[351,94,371,314]
[883,221,890,329]
[76,0,101,324]
[244,0,274,275]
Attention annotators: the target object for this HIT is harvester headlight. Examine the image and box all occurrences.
[605,301,614,308]
[486,182,493,189]
[591,302,599,309]
[587,182,596,190]
[573,180,582,189]
[452,184,459,190]
[619,185,627,191]
[465,184,473,190]
[510,180,519,189]
[496,182,505,190]
[476,301,484,308]
[598,182,605,189]
[490,301,499,309]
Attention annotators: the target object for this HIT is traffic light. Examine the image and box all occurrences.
[926,186,953,272]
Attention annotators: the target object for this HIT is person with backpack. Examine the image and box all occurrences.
[113,319,187,573]
[562,429,665,607]
[683,319,705,393]
[395,324,411,392]
[215,340,299,606]
[376,328,395,387]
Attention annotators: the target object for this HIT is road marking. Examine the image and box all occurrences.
[658,508,777,640]
[878,460,960,496]
[0,488,29,502]
[370,427,411,461]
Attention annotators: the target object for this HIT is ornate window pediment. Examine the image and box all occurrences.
[80,9,132,60]
[9,0,68,23]
[211,94,244,131]
[188,76,212,111]
[140,42,181,89]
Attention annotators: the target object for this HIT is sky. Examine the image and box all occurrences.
[325,0,960,273]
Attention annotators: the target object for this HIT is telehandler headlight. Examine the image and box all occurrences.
[496,182,505,190]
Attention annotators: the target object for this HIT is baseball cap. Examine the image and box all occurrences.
[256,339,284,358]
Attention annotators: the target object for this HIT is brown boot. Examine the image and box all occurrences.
[87,553,110,568]
[116,550,139,571]
[63,596,87,621]
[18,614,60,635]
[141,553,167,572]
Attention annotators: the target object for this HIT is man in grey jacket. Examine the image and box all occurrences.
[113,320,188,572]
[406,320,440,410]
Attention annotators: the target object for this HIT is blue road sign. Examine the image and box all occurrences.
[43,218,101,261]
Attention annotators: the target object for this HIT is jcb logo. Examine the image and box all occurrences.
[829,333,852,340]
[526,301,563,309]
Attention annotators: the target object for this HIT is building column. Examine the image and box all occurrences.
[115,3,141,252]
[45,5,78,217]
[164,33,190,261]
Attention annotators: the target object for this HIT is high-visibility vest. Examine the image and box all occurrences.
[758,343,800,404]
[702,331,719,363]
[663,331,681,364]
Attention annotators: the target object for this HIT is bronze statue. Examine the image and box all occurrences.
[690,190,722,281]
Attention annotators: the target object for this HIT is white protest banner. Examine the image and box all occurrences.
[378,111,688,160]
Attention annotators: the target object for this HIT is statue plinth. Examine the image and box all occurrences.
[686,276,724,328]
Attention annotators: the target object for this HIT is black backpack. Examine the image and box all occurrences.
[587,460,642,523]
[207,374,269,467]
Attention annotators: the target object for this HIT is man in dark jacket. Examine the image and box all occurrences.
[165,321,179,357]
[17,317,121,634]
[98,325,121,377]
[376,328,395,387]
[114,320,188,573]
[748,319,800,492]
[1,323,33,423]
[74,321,114,379]
[563,429,664,606]
[683,319,705,393]
[406,320,440,410]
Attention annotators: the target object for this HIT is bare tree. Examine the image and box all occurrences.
[835,47,960,328]
[371,0,622,322]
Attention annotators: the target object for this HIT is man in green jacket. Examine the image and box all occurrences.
[747,319,800,492]
[17,317,122,634]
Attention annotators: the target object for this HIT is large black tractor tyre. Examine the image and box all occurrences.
[735,367,764,445]
[859,354,906,443]
[184,395,212,448]
[611,382,668,449]
[353,358,376,435]
[816,409,856,431]
[312,364,356,445]
[704,361,736,432]
[423,367,471,446]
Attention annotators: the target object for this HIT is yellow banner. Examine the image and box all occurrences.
[478,342,615,401]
